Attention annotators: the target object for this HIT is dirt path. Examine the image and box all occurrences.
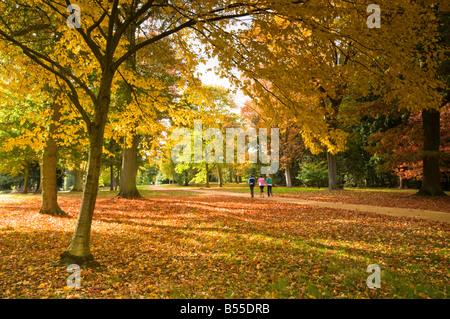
[150,186,450,224]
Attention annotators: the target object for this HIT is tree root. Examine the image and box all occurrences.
[55,251,103,269]
[414,189,448,197]
[116,190,142,199]
[39,206,69,217]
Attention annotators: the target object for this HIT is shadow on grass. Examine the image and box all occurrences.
[1,192,448,298]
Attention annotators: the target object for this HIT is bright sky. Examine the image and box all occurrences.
[196,57,250,111]
[193,16,252,111]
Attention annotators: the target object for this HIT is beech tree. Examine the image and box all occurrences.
[416,5,449,196]
[0,51,91,214]
[211,1,446,193]
[0,0,283,265]
[112,22,185,198]
[1,0,446,268]
[170,85,238,187]
[369,105,450,189]
[39,91,66,216]
[241,83,304,188]
[0,72,65,210]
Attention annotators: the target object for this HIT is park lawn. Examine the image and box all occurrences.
[199,186,450,213]
[0,191,448,299]
[273,188,450,213]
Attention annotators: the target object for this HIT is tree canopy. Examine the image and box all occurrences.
[0,0,448,267]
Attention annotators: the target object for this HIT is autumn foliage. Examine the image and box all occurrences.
[0,1,448,302]
[0,190,448,299]
[369,104,450,182]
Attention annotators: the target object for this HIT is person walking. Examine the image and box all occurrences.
[266,175,273,197]
[248,174,256,198]
[257,175,267,197]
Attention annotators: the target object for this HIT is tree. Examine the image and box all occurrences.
[297,162,328,188]
[63,140,89,193]
[1,0,445,266]
[137,164,158,185]
[0,88,41,194]
[0,0,275,265]
[0,34,71,214]
[416,5,449,196]
[241,85,304,188]
[39,92,66,216]
[159,155,178,184]
[170,85,239,187]
[216,1,446,192]
[337,103,400,188]
[235,23,359,189]
[369,104,450,190]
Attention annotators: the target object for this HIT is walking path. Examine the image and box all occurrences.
[150,186,450,224]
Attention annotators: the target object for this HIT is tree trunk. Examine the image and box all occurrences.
[285,164,292,188]
[22,164,29,194]
[217,164,223,187]
[110,164,114,191]
[34,161,42,194]
[205,163,210,188]
[283,128,292,188]
[39,99,66,216]
[327,151,340,190]
[59,123,106,266]
[416,108,446,196]
[116,22,140,198]
[322,95,343,191]
[39,137,66,215]
[117,134,141,198]
[115,164,121,191]
[71,165,83,192]
[229,168,233,183]
[59,73,113,266]
[184,171,189,186]
[399,176,408,189]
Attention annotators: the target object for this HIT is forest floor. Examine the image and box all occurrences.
[0,187,448,299]
[184,188,450,224]
[151,185,450,223]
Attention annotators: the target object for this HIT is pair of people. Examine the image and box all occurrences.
[248,174,273,198]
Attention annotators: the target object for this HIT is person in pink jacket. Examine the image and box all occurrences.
[257,175,268,197]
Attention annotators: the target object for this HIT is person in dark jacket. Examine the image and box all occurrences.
[248,174,256,197]
[266,175,273,197]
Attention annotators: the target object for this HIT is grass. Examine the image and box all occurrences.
[154,183,422,193]
[154,184,450,212]
[0,189,448,299]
